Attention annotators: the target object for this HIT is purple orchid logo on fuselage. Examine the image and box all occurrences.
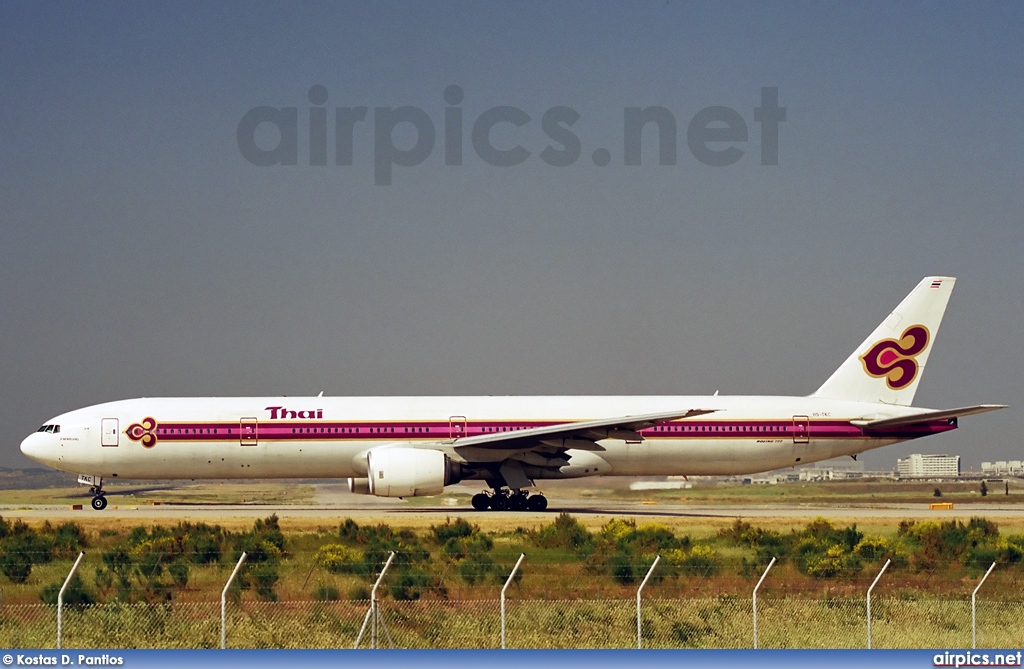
[859,325,930,390]
[126,417,158,448]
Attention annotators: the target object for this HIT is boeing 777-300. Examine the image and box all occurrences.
[20,276,1006,511]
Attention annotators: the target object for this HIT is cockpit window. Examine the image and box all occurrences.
[36,425,60,433]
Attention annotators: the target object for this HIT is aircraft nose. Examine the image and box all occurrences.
[20,433,44,462]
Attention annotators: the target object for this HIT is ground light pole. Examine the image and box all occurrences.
[354,552,396,649]
[866,558,891,649]
[501,554,525,649]
[57,552,85,650]
[636,555,661,649]
[972,562,997,649]
[752,556,776,649]
[220,552,246,649]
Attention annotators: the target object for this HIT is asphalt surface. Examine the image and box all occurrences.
[4,485,1024,521]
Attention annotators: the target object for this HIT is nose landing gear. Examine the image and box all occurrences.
[79,476,107,511]
[471,488,548,512]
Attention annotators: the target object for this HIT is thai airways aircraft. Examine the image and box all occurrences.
[20,277,1005,512]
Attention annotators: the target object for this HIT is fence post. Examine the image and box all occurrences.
[220,552,247,649]
[972,562,996,649]
[354,551,395,649]
[752,556,775,649]
[56,552,85,650]
[636,555,661,649]
[372,552,395,649]
[501,554,525,650]
[866,558,890,649]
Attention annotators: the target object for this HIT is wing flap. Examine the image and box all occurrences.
[852,404,1007,430]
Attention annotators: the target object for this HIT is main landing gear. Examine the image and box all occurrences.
[471,489,548,512]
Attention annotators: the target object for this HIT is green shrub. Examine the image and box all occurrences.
[246,563,280,601]
[315,544,362,574]
[47,522,88,557]
[339,518,360,542]
[805,544,862,578]
[168,561,189,588]
[457,556,494,585]
[853,537,889,562]
[608,550,641,585]
[432,518,475,544]
[532,513,593,552]
[390,569,432,600]
[679,544,720,577]
[39,574,95,608]
[0,548,32,584]
[313,584,340,601]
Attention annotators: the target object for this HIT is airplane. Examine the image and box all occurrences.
[20,276,1005,512]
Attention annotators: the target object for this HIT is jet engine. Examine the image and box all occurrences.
[348,447,462,498]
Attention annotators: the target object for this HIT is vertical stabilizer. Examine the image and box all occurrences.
[812,277,955,406]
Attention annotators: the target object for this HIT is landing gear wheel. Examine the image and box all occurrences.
[489,494,509,511]
[527,494,548,511]
[509,493,528,511]
[91,495,108,511]
[471,493,490,511]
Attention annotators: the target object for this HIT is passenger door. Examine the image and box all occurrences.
[101,418,119,447]
[240,418,258,446]
[449,415,467,440]
[792,415,810,444]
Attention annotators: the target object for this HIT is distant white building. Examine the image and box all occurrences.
[897,454,961,478]
[798,457,866,481]
[981,460,1023,476]
[753,457,866,482]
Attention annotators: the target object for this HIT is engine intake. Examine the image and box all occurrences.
[349,447,461,498]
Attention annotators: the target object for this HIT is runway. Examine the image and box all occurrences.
[5,495,1024,521]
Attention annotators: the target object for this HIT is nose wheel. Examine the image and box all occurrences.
[87,482,108,511]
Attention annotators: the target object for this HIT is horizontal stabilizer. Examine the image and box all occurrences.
[852,404,1007,430]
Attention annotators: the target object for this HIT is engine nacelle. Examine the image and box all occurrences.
[353,447,461,498]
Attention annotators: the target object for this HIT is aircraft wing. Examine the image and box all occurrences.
[451,408,716,453]
[851,404,1007,431]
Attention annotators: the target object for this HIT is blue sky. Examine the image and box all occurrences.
[1,1,1022,471]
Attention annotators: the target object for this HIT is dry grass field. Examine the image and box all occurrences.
[3,477,1024,649]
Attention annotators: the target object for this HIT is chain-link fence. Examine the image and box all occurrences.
[3,597,1023,649]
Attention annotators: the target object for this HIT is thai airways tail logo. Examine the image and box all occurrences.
[859,325,930,390]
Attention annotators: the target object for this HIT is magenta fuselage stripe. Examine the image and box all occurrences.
[136,418,957,443]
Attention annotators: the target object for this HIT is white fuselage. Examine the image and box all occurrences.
[20,395,948,482]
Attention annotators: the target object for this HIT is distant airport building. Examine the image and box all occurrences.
[897,453,961,478]
[981,460,1023,476]
[798,457,866,481]
[744,457,867,484]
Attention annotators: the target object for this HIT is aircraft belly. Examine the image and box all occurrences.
[585,438,860,477]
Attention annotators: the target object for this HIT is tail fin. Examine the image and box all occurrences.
[812,276,955,406]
